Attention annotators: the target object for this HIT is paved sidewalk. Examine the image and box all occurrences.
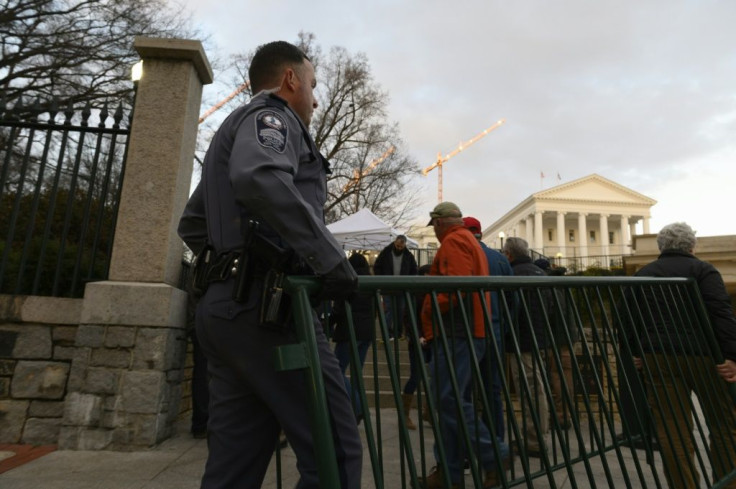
[0,409,668,489]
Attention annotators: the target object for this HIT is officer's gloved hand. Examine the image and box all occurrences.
[319,258,358,303]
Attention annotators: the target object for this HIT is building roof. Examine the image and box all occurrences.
[483,173,657,238]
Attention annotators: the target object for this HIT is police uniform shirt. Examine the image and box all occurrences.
[179,92,344,275]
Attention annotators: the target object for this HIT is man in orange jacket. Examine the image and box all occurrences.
[419,202,509,489]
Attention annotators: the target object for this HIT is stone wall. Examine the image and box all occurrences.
[0,294,81,444]
[0,293,197,447]
[58,284,189,450]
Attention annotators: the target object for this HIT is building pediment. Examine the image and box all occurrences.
[534,174,656,206]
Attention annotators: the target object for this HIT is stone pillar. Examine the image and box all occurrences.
[578,213,588,267]
[60,37,213,450]
[525,216,534,244]
[534,211,544,252]
[599,213,610,266]
[556,211,566,255]
[621,215,630,254]
[643,216,651,234]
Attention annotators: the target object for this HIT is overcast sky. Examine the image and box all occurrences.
[179,0,736,238]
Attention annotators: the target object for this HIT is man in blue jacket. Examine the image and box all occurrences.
[463,217,512,452]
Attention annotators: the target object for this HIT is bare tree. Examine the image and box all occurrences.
[304,39,421,228]
[0,0,196,112]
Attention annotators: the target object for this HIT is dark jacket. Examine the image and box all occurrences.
[544,268,579,347]
[480,242,513,328]
[373,243,418,276]
[332,254,375,343]
[507,255,552,352]
[633,249,736,361]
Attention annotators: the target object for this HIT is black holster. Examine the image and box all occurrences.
[191,245,214,298]
[232,221,296,330]
[259,269,291,330]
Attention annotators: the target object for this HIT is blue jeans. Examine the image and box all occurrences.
[431,337,508,483]
[403,340,432,395]
[487,321,505,442]
[334,340,371,417]
[382,295,406,338]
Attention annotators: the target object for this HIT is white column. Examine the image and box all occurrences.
[525,216,534,244]
[621,215,630,254]
[630,221,637,241]
[643,216,651,234]
[556,211,566,254]
[578,212,588,267]
[534,211,544,252]
[599,213,609,267]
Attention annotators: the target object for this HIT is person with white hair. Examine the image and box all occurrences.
[631,222,736,489]
[502,237,551,457]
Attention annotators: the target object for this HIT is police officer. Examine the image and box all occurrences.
[178,41,362,489]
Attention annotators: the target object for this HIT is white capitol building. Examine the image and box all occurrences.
[481,174,655,268]
[406,174,735,293]
[408,174,656,269]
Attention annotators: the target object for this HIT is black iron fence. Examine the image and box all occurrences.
[0,96,131,298]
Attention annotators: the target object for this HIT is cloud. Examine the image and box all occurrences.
[182,0,736,236]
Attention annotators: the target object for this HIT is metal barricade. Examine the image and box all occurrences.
[268,275,736,489]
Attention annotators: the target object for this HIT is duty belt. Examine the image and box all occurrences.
[202,251,240,284]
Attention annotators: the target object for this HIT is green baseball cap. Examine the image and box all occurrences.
[427,201,462,225]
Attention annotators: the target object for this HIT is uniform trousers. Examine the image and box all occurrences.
[196,280,363,489]
[190,330,210,435]
[644,352,736,489]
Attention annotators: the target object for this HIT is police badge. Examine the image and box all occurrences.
[255,110,288,153]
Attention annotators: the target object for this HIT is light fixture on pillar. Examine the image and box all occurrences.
[131,60,143,83]
[556,252,563,265]
[498,231,505,250]
[130,60,143,121]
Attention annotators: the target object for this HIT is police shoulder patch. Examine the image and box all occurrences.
[255,110,288,153]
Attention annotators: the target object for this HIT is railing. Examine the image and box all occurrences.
[0,96,130,297]
[268,275,736,489]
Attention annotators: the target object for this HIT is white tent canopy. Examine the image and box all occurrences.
[326,208,418,250]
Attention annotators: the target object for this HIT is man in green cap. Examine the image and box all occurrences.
[419,202,510,489]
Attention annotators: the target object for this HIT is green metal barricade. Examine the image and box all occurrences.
[268,275,736,489]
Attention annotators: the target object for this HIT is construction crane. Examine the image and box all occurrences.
[343,146,395,192]
[198,81,251,124]
[422,119,505,202]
